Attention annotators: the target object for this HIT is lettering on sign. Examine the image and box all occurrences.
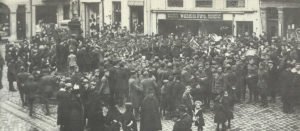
[166,13,223,20]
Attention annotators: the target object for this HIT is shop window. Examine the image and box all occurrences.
[63,5,70,20]
[226,0,245,8]
[113,2,121,25]
[237,21,253,36]
[0,3,10,37]
[196,0,213,7]
[168,0,183,7]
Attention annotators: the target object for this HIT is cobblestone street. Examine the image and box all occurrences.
[0,45,300,131]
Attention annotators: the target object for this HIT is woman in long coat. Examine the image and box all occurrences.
[140,93,162,131]
[66,92,85,131]
[56,88,71,131]
[106,103,126,131]
[121,103,137,131]
[213,99,227,131]
[221,91,234,129]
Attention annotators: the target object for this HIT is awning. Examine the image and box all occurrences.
[128,0,144,6]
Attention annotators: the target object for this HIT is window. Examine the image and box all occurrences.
[237,21,253,36]
[36,6,57,24]
[63,5,70,20]
[168,0,183,7]
[196,0,213,7]
[226,0,245,8]
[113,2,121,24]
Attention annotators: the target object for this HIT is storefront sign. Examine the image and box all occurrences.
[166,13,223,20]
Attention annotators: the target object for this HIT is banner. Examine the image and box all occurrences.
[167,13,223,20]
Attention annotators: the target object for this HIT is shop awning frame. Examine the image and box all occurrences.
[151,9,257,14]
[128,0,144,6]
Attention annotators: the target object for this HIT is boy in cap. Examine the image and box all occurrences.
[193,101,205,131]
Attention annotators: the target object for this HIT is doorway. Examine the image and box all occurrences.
[130,6,144,33]
[84,3,99,37]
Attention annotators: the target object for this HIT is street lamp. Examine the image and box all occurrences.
[30,0,33,39]
[101,0,105,30]
[68,0,81,38]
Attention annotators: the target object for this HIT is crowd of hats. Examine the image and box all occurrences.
[5,23,300,94]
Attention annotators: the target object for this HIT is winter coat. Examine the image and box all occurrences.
[67,95,85,131]
[173,113,193,131]
[56,90,71,126]
[140,95,162,131]
[194,109,205,127]
[213,102,227,123]
[211,73,225,94]
[129,78,143,108]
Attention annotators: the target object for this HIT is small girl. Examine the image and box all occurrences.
[67,50,78,72]
[194,101,205,131]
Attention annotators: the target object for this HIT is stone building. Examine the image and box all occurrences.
[260,0,300,39]
[1,0,300,41]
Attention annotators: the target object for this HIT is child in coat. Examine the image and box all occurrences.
[194,101,205,131]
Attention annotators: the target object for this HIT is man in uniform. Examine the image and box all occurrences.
[115,62,130,103]
[235,57,247,102]
[24,75,39,116]
[128,71,143,120]
[16,66,31,106]
[280,64,294,113]
[0,53,4,89]
[7,59,17,91]
[141,71,159,99]
[98,69,111,106]
[246,58,259,103]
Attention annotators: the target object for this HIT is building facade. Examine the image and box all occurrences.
[260,0,300,39]
[100,0,262,36]
[0,0,69,41]
[147,0,261,36]
[1,0,300,41]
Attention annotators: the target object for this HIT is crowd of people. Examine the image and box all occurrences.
[1,23,300,131]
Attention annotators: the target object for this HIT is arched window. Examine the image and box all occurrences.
[0,3,10,37]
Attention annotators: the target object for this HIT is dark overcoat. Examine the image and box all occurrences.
[173,113,193,131]
[140,95,162,131]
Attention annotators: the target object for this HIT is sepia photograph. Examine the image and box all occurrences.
[0,0,300,130]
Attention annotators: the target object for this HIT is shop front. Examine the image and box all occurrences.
[157,13,232,36]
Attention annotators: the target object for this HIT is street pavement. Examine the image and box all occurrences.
[0,44,300,131]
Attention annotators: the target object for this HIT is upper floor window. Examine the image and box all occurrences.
[168,0,183,7]
[63,5,70,20]
[113,2,121,24]
[196,0,213,7]
[226,0,245,8]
